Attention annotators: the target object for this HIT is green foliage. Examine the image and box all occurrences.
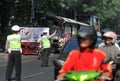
[40,0,120,31]
[1,0,120,32]
[9,0,31,26]
[0,0,120,49]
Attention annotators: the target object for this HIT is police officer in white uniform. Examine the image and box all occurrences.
[41,29,57,67]
[4,25,32,81]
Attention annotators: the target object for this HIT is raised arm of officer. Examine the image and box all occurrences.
[48,29,58,39]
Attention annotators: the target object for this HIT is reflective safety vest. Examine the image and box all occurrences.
[7,34,21,50]
[42,36,50,48]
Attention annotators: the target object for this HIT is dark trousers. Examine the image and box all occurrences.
[6,51,21,81]
[41,48,50,66]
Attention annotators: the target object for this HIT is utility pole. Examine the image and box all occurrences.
[72,0,78,20]
[30,0,35,24]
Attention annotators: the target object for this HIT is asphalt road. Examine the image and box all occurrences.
[0,54,59,81]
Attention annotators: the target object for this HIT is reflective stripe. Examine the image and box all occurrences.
[42,36,50,48]
[7,34,21,49]
[8,48,22,54]
[10,48,21,51]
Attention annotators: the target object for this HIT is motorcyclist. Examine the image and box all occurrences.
[98,31,120,61]
[57,27,112,81]
[99,31,120,49]
[59,34,66,48]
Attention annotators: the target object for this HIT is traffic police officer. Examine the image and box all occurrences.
[41,29,57,67]
[4,25,32,81]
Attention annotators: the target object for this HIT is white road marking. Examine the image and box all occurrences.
[23,72,44,79]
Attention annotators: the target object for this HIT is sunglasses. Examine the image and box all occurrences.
[102,36,113,40]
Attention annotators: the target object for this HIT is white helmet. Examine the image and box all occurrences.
[103,31,117,42]
[53,36,59,40]
[11,25,20,31]
[103,31,114,39]
[109,31,117,42]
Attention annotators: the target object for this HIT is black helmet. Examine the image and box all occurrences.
[77,26,97,48]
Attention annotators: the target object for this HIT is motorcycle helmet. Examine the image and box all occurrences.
[103,32,114,39]
[103,31,117,43]
[77,26,97,48]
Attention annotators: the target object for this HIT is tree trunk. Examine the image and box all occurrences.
[0,0,10,50]
[0,0,10,36]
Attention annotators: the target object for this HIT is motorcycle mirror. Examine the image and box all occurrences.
[117,54,120,57]
[102,57,111,64]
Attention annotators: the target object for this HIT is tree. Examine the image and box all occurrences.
[0,0,31,49]
[41,0,120,32]
[1,0,120,34]
[0,0,11,36]
[77,0,120,30]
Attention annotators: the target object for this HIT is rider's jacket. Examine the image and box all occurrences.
[59,49,110,74]
[98,43,120,61]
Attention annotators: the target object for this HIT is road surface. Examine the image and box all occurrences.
[0,53,59,81]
